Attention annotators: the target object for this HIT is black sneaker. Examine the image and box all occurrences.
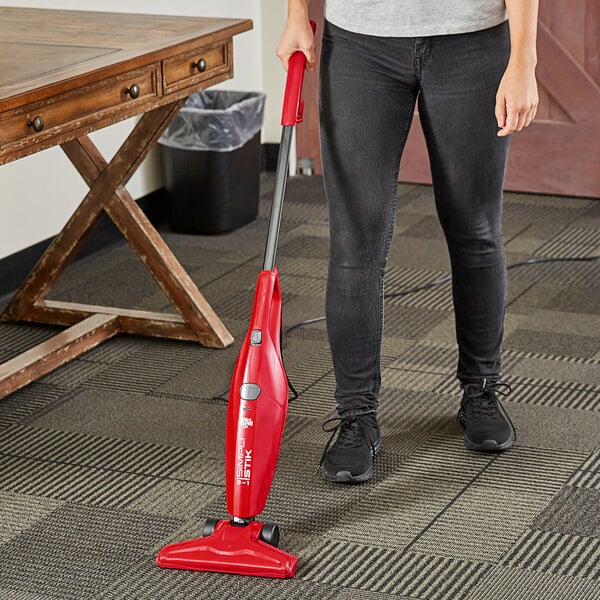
[457,380,516,452]
[319,414,381,484]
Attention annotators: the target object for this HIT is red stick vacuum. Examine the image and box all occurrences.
[156,32,314,579]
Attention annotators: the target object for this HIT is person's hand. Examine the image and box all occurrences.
[495,61,538,137]
[276,13,316,72]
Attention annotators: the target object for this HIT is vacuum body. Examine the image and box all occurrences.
[226,269,287,518]
[156,30,314,579]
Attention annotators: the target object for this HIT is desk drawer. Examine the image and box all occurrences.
[0,65,158,151]
[162,41,231,95]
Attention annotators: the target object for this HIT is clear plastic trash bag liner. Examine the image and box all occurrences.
[159,91,266,153]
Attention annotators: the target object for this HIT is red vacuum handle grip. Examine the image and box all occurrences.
[280,20,316,126]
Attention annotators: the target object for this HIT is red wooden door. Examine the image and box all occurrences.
[298,0,600,198]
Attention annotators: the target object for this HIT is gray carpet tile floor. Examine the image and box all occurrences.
[0,175,598,599]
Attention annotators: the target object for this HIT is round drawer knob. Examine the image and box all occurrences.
[125,84,140,99]
[193,58,207,73]
[28,115,45,132]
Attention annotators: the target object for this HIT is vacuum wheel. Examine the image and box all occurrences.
[259,523,280,547]
[203,517,220,537]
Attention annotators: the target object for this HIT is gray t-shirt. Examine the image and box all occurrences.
[324,0,507,37]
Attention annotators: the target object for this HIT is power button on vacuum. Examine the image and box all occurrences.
[250,329,262,345]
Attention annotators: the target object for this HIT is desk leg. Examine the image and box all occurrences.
[0,314,120,398]
[0,101,234,399]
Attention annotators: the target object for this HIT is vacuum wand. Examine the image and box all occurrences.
[263,125,293,271]
[263,36,312,271]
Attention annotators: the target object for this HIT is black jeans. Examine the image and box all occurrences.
[319,20,511,416]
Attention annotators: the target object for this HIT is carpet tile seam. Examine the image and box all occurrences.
[14,387,87,427]
[0,451,225,490]
[0,424,203,474]
[0,458,163,507]
[400,454,500,553]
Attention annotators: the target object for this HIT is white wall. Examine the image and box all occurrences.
[0,0,289,259]
[261,0,287,144]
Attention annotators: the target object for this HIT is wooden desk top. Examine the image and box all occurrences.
[0,8,252,163]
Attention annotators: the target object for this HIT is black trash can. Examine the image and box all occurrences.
[159,91,266,234]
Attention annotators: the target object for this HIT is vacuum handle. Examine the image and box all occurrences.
[264,21,316,272]
[280,20,316,126]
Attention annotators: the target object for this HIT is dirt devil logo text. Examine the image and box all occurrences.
[236,437,252,485]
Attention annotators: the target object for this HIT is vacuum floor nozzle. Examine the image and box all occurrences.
[156,519,297,579]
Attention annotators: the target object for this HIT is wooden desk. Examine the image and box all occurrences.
[0,8,252,399]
